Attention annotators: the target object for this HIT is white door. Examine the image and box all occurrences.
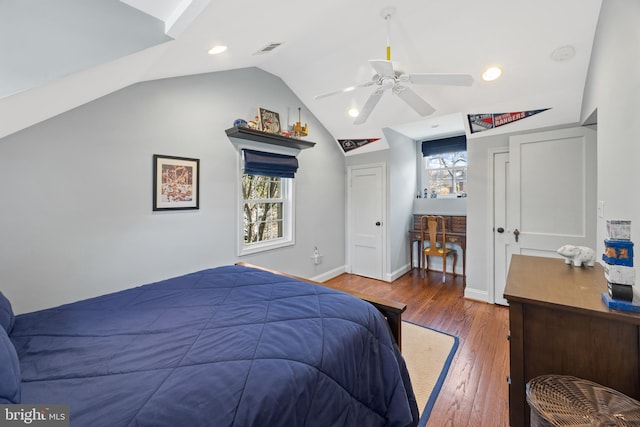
[494,127,597,305]
[348,164,385,280]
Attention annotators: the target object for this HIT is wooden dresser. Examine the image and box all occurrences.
[504,255,640,427]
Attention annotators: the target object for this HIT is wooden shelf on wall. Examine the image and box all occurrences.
[225,127,316,151]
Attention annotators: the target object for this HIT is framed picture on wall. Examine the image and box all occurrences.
[153,155,200,211]
[258,108,281,134]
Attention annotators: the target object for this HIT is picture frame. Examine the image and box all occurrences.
[258,108,281,134]
[153,155,199,211]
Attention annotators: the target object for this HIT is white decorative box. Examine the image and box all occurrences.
[604,263,636,285]
[606,220,631,240]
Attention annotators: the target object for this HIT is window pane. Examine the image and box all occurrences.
[425,152,467,169]
[427,170,454,195]
[426,156,445,169]
[243,202,284,243]
[423,151,468,196]
[242,175,286,244]
[243,175,281,200]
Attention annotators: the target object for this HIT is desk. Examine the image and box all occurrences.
[409,214,466,277]
[504,255,640,427]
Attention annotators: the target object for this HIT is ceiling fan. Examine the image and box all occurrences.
[314,7,474,125]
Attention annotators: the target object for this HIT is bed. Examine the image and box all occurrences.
[0,264,419,427]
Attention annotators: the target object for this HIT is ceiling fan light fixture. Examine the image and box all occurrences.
[208,45,228,55]
[348,108,360,118]
[482,66,502,82]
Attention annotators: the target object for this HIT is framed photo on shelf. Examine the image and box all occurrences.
[258,108,281,133]
[153,154,199,211]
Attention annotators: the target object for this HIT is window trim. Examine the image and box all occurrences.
[237,148,296,256]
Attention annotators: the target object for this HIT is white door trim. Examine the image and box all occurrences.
[487,147,509,304]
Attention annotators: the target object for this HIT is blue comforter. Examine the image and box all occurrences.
[10,265,418,427]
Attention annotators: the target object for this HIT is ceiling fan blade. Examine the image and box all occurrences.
[314,80,375,100]
[403,73,474,86]
[369,59,395,77]
[354,89,385,125]
[393,85,435,116]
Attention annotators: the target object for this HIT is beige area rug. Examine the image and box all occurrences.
[401,321,459,426]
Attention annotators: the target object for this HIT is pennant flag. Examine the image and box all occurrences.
[467,109,550,133]
[337,138,380,152]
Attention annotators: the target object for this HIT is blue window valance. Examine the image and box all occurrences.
[243,149,299,178]
[421,134,467,157]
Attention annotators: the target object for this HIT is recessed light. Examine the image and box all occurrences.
[482,66,502,82]
[348,108,359,118]
[208,45,228,55]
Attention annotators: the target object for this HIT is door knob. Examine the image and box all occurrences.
[375,221,381,226]
[497,227,505,233]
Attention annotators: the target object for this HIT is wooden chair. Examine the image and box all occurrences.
[421,215,458,282]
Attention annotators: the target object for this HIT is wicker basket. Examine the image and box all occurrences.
[526,375,640,426]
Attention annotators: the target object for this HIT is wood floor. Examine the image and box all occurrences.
[324,269,510,427]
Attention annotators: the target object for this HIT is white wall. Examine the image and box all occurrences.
[0,67,346,313]
[464,132,509,300]
[414,198,467,216]
[385,128,418,280]
[582,0,640,257]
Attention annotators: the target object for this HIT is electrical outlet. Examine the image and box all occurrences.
[311,246,321,265]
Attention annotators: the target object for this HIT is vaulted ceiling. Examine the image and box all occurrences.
[0,0,602,148]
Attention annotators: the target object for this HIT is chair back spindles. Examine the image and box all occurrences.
[420,215,457,282]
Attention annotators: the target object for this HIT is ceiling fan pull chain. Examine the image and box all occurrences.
[385,11,392,61]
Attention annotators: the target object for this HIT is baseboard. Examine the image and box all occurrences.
[464,287,489,303]
[386,264,412,282]
[311,263,412,284]
[311,265,346,283]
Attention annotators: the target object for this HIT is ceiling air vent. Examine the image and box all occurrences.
[254,42,284,55]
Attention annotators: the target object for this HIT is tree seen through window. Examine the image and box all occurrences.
[424,151,467,197]
[242,175,284,243]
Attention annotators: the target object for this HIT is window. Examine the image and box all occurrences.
[421,135,467,198]
[422,151,467,198]
[239,174,294,255]
[238,148,297,255]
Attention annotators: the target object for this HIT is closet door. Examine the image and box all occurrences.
[347,164,385,280]
[509,126,596,256]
